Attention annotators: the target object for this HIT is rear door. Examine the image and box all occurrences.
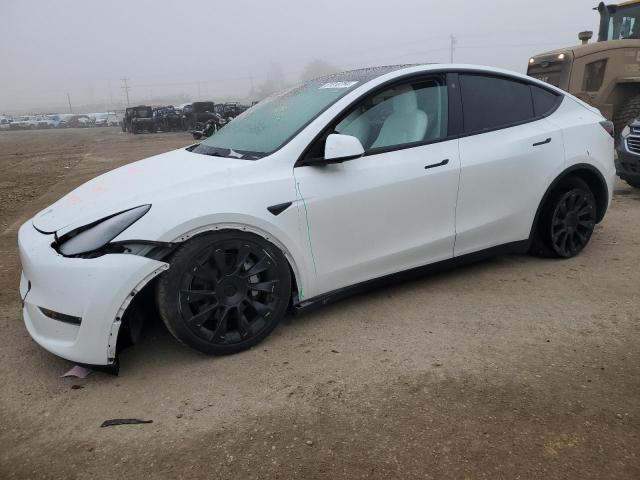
[454,73,565,256]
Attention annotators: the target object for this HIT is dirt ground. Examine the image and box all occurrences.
[0,127,638,479]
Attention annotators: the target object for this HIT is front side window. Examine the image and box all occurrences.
[333,77,449,152]
[459,74,535,134]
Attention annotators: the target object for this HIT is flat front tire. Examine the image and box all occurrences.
[156,231,291,356]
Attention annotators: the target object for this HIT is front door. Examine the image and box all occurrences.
[294,75,461,296]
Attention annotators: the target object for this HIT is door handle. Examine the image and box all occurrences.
[533,138,551,147]
[424,159,449,170]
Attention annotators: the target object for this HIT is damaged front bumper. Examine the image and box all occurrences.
[18,221,168,365]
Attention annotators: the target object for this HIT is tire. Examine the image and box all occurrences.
[613,94,640,144]
[156,231,291,356]
[531,177,597,258]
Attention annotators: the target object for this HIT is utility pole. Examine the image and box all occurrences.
[121,78,131,106]
[450,34,457,63]
[66,92,73,113]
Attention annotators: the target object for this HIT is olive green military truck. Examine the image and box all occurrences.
[527,1,640,141]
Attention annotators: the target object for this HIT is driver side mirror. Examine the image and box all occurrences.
[323,133,365,163]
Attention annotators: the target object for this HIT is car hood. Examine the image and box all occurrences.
[32,147,252,234]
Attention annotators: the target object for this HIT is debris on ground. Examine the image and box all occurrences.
[61,365,92,379]
[100,419,153,427]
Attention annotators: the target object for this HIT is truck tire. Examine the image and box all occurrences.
[624,178,640,189]
[613,94,640,144]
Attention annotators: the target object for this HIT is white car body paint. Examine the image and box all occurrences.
[18,64,615,365]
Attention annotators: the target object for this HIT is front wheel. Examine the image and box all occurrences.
[532,177,597,258]
[156,231,291,355]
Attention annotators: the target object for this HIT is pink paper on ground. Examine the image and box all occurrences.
[61,365,92,378]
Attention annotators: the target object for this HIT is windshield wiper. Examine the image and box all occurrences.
[191,144,265,160]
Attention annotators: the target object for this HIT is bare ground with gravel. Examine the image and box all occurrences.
[0,128,638,479]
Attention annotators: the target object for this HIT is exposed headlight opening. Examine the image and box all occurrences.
[57,205,151,256]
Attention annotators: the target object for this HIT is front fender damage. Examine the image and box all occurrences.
[107,263,169,363]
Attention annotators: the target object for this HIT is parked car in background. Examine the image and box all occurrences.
[0,115,12,129]
[107,113,121,126]
[51,114,75,128]
[215,102,249,121]
[616,116,640,188]
[66,115,93,128]
[17,65,615,367]
[91,112,119,127]
[10,116,30,129]
[46,114,68,128]
[9,116,42,129]
[121,106,156,134]
[181,101,216,130]
[91,113,107,126]
[153,106,182,131]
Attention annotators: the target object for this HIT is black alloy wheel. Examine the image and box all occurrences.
[549,187,596,257]
[157,232,291,355]
[536,177,597,258]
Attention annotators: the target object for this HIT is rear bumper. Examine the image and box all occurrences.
[616,138,640,181]
[18,221,168,365]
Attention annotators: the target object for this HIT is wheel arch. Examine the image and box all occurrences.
[167,222,308,304]
[529,163,609,241]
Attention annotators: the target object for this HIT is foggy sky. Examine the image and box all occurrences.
[0,0,599,114]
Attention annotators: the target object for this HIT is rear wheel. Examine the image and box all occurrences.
[531,177,597,258]
[156,231,291,355]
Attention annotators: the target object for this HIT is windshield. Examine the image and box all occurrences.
[193,66,414,159]
[602,4,640,40]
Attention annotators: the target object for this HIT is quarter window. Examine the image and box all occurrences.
[531,85,560,117]
[459,74,535,134]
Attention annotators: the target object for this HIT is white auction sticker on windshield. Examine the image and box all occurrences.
[319,81,358,89]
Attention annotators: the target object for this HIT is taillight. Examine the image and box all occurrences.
[599,120,614,138]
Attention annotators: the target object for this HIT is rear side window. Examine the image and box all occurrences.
[531,85,560,117]
[459,74,534,134]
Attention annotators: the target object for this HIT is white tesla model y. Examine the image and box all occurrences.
[19,64,615,367]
